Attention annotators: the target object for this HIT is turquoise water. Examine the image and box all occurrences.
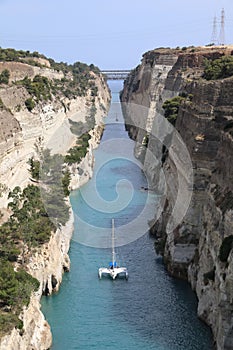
[41,81,213,350]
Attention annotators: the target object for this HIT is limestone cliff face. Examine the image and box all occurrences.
[121,46,233,350]
[0,61,110,349]
[0,63,110,208]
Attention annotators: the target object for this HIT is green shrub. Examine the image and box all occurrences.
[0,69,10,84]
[19,76,52,103]
[27,158,40,180]
[0,312,25,337]
[65,133,91,165]
[0,183,7,198]
[203,56,233,80]
[0,48,44,62]
[162,95,186,126]
[0,48,101,100]
[15,104,21,112]
[0,259,39,337]
[219,235,233,262]
[62,169,71,196]
[0,98,5,110]
[25,98,35,112]
[6,185,56,248]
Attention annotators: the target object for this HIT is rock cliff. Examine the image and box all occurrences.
[0,53,110,349]
[0,61,110,208]
[121,46,233,350]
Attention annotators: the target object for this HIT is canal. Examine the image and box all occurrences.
[41,80,213,350]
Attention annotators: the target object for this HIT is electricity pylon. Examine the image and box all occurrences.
[218,8,225,45]
[211,16,218,45]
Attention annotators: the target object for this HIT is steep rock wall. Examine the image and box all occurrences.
[0,65,110,349]
[0,69,110,208]
[0,121,108,350]
[121,46,233,350]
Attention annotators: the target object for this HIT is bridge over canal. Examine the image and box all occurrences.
[101,70,131,80]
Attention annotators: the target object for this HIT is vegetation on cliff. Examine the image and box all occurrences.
[162,93,192,126]
[0,48,47,65]
[3,185,56,253]
[0,48,100,78]
[0,184,55,336]
[0,98,4,110]
[65,132,91,165]
[51,61,100,99]
[0,69,10,85]
[16,75,52,104]
[0,48,102,109]
[0,152,72,336]
[203,55,233,80]
[0,261,39,337]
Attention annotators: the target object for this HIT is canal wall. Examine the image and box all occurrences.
[0,60,110,350]
[121,46,233,350]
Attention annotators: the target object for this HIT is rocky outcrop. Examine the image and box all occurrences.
[121,45,233,350]
[0,59,110,349]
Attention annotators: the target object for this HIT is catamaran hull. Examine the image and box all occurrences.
[98,267,128,280]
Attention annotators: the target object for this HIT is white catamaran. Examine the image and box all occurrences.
[98,219,128,280]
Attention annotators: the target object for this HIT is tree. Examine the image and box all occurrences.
[0,69,10,84]
[203,56,233,80]
[0,261,18,306]
[162,96,185,126]
[62,169,71,196]
[28,157,40,180]
[25,98,35,112]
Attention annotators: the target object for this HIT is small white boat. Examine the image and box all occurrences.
[98,219,128,280]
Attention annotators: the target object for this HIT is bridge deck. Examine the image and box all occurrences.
[101,70,131,80]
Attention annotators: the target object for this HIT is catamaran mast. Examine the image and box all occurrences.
[98,218,128,279]
[112,218,116,265]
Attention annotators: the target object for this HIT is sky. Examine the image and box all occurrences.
[0,0,232,69]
